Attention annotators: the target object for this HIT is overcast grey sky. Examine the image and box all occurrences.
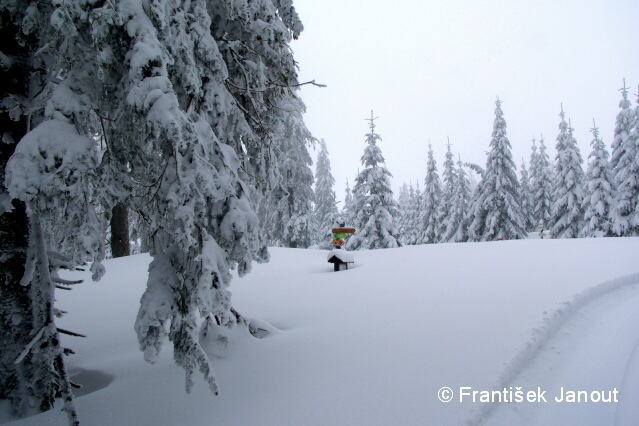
[291,0,639,205]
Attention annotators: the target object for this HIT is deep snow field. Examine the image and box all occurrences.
[2,236,639,426]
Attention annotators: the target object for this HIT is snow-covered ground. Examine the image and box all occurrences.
[2,237,639,426]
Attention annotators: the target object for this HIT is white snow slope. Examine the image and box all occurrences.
[2,237,639,426]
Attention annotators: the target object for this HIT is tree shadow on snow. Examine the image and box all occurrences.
[69,367,115,397]
[312,263,363,274]
[0,368,115,424]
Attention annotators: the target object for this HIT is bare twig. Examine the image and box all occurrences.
[14,326,46,365]
[53,277,83,285]
[57,328,87,338]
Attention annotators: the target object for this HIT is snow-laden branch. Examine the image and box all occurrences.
[465,162,485,178]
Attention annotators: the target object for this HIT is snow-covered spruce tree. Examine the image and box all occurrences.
[528,137,540,225]
[437,140,458,241]
[253,190,279,246]
[213,4,324,241]
[531,136,553,230]
[115,0,302,394]
[342,178,355,226]
[313,139,340,247]
[580,121,616,237]
[0,3,41,414]
[610,82,639,236]
[274,96,316,248]
[253,97,315,249]
[441,156,472,242]
[610,81,635,174]
[549,107,586,238]
[5,0,311,406]
[529,136,539,178]
[0,197,31,411]
[519,159,536,232]
[347,112,401,250]
[465,162,486,242]
[130,209,151,254]
[418,143,442,244]
[107,0,313,392]
[1,2,108,422]
[628,87,639,232]
[469,99,526,241]
[158,0,312,246]
[207,0,308,190]
[402,182,421,245]
[396,182,410,245]
[467,166,478,195]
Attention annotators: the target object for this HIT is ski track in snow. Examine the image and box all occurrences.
[468,272,639,426]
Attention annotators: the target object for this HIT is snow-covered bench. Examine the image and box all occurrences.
[327,249,354,272]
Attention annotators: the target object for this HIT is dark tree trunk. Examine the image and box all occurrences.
[0,198,30,401]
[110,203,130,257]
[286,185,297,248]
[0,7,38,411]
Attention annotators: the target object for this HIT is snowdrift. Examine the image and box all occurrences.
[2,237,639,426]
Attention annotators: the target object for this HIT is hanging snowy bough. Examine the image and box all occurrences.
[6,117,106,273]
[7,119,95,204]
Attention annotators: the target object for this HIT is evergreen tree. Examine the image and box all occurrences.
[418,144,442,244]
[611,82,639,236]
[211,0,308,189]
[403,182,422,245]
[466,162,486,242]
[580,121,616,237]
[3,0,310,413]
[130,209,151,254]
[342,178,355,226]
[531,136,553,231]
[441,157,471,242]
[254,189,279,246]
[0,2,99,422]
[275,97,316,248]
[0,2,38,412]
[469,99,525,241]
[610,81,636,173]
[313,139,339,247]
[396,182,411,245]
[467,166,479,195]
[347,112,401,250]
[438,140,458,240]
[549,107,586,238]
[519,159,536,232]
[528,137,540,224]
